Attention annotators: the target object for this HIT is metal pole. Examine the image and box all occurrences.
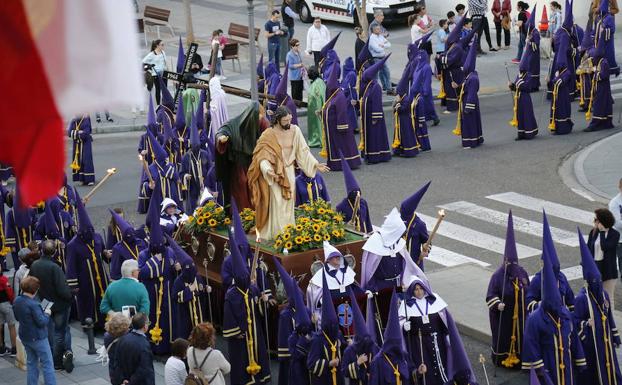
[247,0,258,101]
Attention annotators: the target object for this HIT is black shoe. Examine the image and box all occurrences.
[477,50,487,55]
[9,347,16,357]
[433,118,440,126]
[386,89,397,96]
[490,47,498,52]
[54,366,64,372]
[515,136,524,141]
[63,351,74,373]
[0,346,7,356]
[96,117,101,123]
[106,117,114,123]
[583,127,597,132]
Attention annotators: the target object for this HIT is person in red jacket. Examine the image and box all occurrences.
[0,270,16,356]
[492,0,512,50]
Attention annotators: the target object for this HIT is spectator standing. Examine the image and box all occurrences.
[447,11,456,31]
[142,39,168,105]
[469,0,496,53]
[265,10,284,72]
[29,240,73,372]
[114,313,155,385]
[210,30,223,77]
[435,20,449,54]
[368,24,395,95]
[455,4,466,25]
[100,260,150,316]
[609,178,622,279]
[588,208,621,309]
[12,248,38,296]
[13,276,56,385]
[512,1,529,63]
[549,1,563,37]
[281,0,298,40]
[491,0,511,50]
[95,111,113,123]
[416,5,434,54]
[305,17,331,68]
[287,38,305,102]
[103,312,131,385]
[369,9,390,39]
[354,27,366,67]
[187,323,231,385]
[409,13,425,43]
[0,269,16,356]
[164,338,190,385]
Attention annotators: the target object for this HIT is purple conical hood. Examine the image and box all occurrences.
[399,181,431,224]
[407,42,419,62]
[416,31,434,49]
[356,40,371,71]
[257,53,264,78]
[326,62,340,94]
[320,31,341,59]
[600,0,609,14]
[541,222,563,314]
[365,297,380,345]
[166,233,194,265]
[590,29,606,59]
[147,185,164,247]
[321,269,339,337]
[147,128,168,162]
[162,115,175,143]
[542,211,560,272]
[578,227,603,291]
[339,150,360,193]
[462,34,478,74]
[348,288,369,340]
[175,95,185,131]
[147,95,158,132]
[293,278,312,330]
[273,256,296,305]
[581,22,594,51]
[396,63,412,96]
[159,76,175,110]
[44,200,60,238]
[445,311,478,384]
[380,289,405,356]
[342,57,355,74]
[446,12,467,47]
[562,0,573,30]
[362,54,391,83]
[176,36,185,74]
[275,62,289,97]
[108,208,133,237]
[228,228,250,288]
[526,4,537,32]
[74,190,94,235]
[519,44,531,72]
[230,199,250,257]
[504,211,519,264]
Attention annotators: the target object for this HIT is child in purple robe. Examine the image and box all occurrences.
[439,16,468,113]
[454,35,484,148]
[594,0,619,77]
[400,182,430,271]
[548,50,575,135]
[4,188,36,270]
[584,29,615,132]
[574,229,622,385]
[359,55,392,164]
[509,48,539,140]
[341,58,359,132]
[486,212,530,368]
[335,154,372,234]
[525,8,541,92]
[137,97,164,213]
[66,191,109,329]
[140,130,183,210]
[108,209,147,280]
[295,171,330,206]
[265,61,281,113]
[68,115,95,185]
[180,117,210,213]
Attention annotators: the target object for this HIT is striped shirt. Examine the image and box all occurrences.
[468,0,488,15]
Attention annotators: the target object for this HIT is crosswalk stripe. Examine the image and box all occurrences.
[610,83,622,91]
[438,201,581,247]
[486,192,593,225]
[418,213,541,259]
[426,246,491,267]
[529,265,583,281]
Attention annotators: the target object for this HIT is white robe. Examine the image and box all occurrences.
[258,125,319,240]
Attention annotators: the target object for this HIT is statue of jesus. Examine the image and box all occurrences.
[248,106,330,240]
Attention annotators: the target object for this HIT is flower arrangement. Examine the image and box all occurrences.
[240,208,256,233]
[273,199,346,253]
[184,201,230,234]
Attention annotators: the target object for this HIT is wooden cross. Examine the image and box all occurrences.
[163,42,205,109]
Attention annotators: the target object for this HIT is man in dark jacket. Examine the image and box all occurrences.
[29,239,74,372]
[114,313,155,385]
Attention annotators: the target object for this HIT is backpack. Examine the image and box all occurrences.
[184,347,219,385]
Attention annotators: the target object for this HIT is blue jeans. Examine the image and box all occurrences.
[373,57,392,91]
[47,308,71,366]
[215,57,223,75]
[268,42,281,72]
[23,338,56,385]
[516,33,526,60]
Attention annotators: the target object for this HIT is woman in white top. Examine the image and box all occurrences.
[408,14,425,43]
[142,39,168,104]
[164,338,190,385]
[187,323,231,385]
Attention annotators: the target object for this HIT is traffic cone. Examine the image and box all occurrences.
[539,4,549,32]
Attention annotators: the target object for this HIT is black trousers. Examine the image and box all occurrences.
[473,14,493,50]
[151,75,167,105]
[312,51,321,69]
[494,21,511,47]
[291,80,303,102]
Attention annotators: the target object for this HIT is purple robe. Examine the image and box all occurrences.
[336,196,372,234]
[220,254,271,297]
[549,68,574,135]
[368,351,412,385]
[223,285,272,385]
[156,105,175,135]
[341,68,359,131]
[393,75,420,158]
[0,164,12,182]
[138,246,177,354]
[574,288,622,385]
[410,70,432,152]
[66,233,110,328]
[439,44,466,112]
[404,216,428,271]
[172,267,207,340]
[526,271,575,313]
[295,173,330,206]
[322,86,362,171]
[277,307,295,385]
[137,132,164,213]
[513,73,539,139]
[360,79,391,164]
[140,161,183,209]
[522,308,586,385]
[68,116,95,184]
[485,264,529,366]
[418,63,438,122]
[307,330,346,385]
[4,207,36,269]
[342,341,379,385]
[289,333,312,385]
[552,28,578,99]
[586,57,614,130]
[595,14,619,77]
[527,32,542,92]
[458,72,484,148]
[109,238,147,280]
[180,149,210,213]
[405,312,448,385]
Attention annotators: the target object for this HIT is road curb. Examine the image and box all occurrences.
[92,123,144,135]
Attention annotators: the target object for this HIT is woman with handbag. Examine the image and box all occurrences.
[187,323,230,385]
[588,208,621,309]
[142,39,168,105]
[492,0,511,50]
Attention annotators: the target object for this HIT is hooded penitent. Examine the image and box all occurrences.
[75,190,94,241]
[147,128,168,164]
[230,199,251,259]
[176,36,185,74]
[321,269,340,340]
[159,76,175,110]
[399,181,431,229]
[445,12,467,48]
[540,225,563,315]
[340,151,360,195]
[108,208,134,242]
[562,0,573,31]
[462,33,478,75]
[361,54,391,86]
[445,311,479,384]
[229,228,250,290]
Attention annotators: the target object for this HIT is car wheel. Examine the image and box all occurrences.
[299,1,312,23]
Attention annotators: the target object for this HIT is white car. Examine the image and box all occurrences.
[293,0,424,25]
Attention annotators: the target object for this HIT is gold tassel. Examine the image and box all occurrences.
[509,89,519,127]
[501,279,521,368]
[586,61,598,121]
[548,83,558,132]
[437,72,447,99]
[392,109,401,149]
[453,84,464,136]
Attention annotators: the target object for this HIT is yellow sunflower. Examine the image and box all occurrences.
[304,235,311,242]
[313,234,322,242]
[207,201,215,207]
[318,208,326,214]
[245,215,254,221]
[334,215,344,222]
[283,232,291,240]
[295,224,303,231]
[196,217,205,225]
[332,229,340,237]
[295,236,303,245]
[275,239,283,247]
[312,224,320,232]
[323,234,330,241]
[224,218,231,225]
[208,219,217,227]
[284,241,293,249]
[205,212,212,219]
[215,207,224,214]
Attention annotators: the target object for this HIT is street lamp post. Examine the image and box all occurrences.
[247,0,258,101]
